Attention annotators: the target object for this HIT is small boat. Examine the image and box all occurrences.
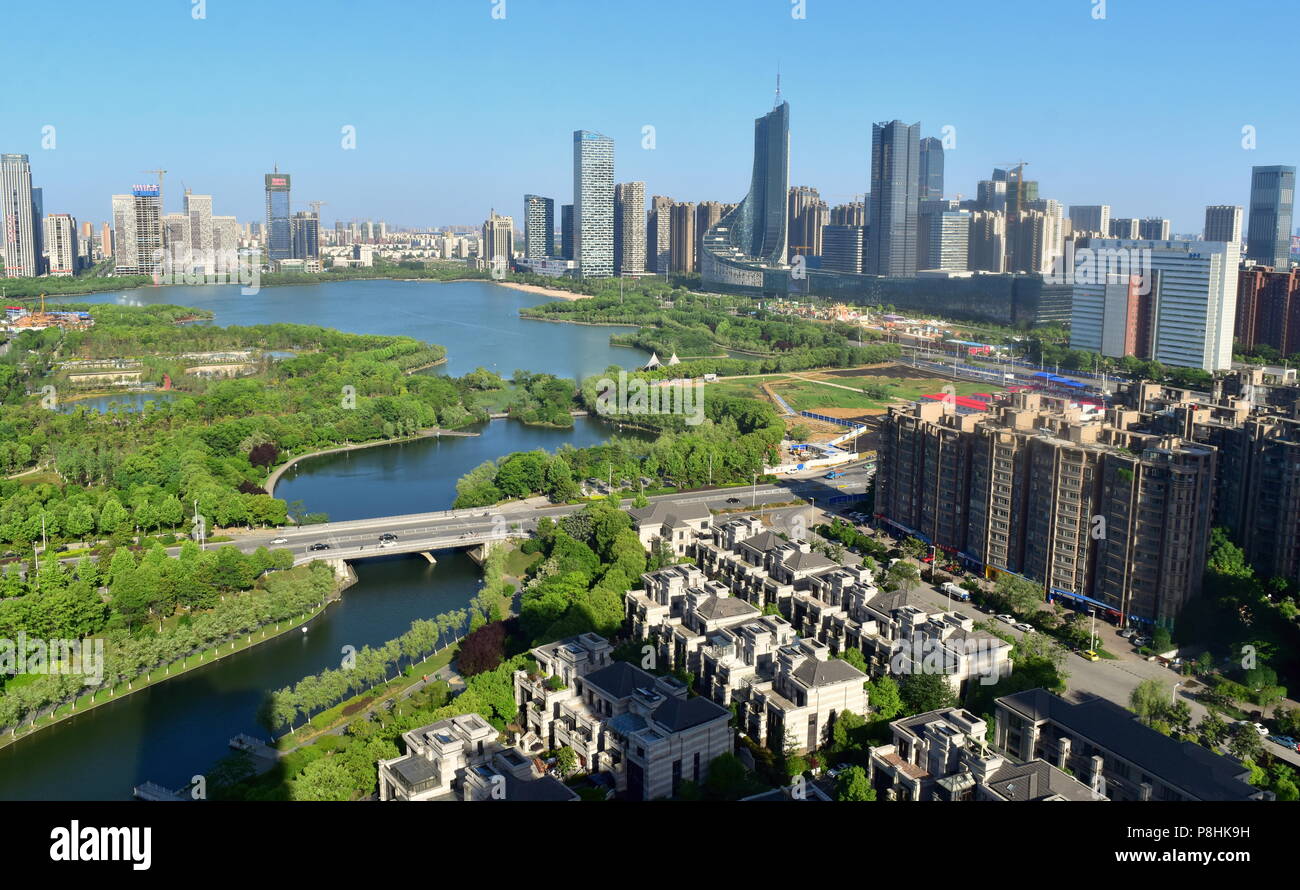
[301,626,308,634]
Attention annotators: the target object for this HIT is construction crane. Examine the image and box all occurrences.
[307,200,327,218]
[995,161,1030,216]
[143,168,168,210]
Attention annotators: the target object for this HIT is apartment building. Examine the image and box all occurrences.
[378,712,578,801]
[869,707,1099,801]
[628,500,713,556]
[995,689,1268,801]
[512,635,732,800]
[876,391,1217,627]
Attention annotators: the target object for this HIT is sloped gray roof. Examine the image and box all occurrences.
[650,695,730,732]
[791,657,866,688]
[695,595,760,621]
[783,550,838,572]
[583,661,655,700]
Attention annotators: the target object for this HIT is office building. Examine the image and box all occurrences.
[821,224,864,274]
[614,181,645,274]
[918,136,944,201]
[573,130,615,278]
[1246,164,1296,268]
[559,203,574,260]
[481,209,514,267]
[866,120,920,277]
[1068,205,1111,237]
[1070,238,1240,371]
[976,179,1007,213]
[700,98,790,288]
[523,194,554,260]
[42,214,78,276]
[647,195,673,273]
[264,170,292,261]
[1137,217,1171,240]
[924,209,971,272]
[292,211,320,260]
[670,201,696,274]
[1204,205,1243,245]
[1109,218,1139,239]
[0,154,37,277]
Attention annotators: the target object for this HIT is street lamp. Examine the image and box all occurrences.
[1171,682,1181,707]
[1089,608,1097,652]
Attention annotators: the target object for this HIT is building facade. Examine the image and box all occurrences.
[573,130,615,278]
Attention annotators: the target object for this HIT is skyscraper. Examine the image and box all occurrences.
[918,136,944,201]
[292,211,320,260]
[264,170,292,261]
[482,210,514,268]
[1068,205,1111,236]
[42,214,77,276]
[1246,165,1295,268]
[866,120,920,277]
[0,154,37,277]
[524,194,555,260]
[614,181,645,274]
[560,204,574,260]
[111,185,163,275]
[1109,217,1139,239]
[1204,205,1243,244]
[821,224,864,273]
[830,202,867,227]
[647,195,673,273]
[184,192,214,271]
[30,187,43,275]
[670,201,696,274]
[212,216,239,264]
[695,201,728,266]
[967,211,1007,273]
[1137,217,1171,240]
[101,222,112,259]
[786,186,826,260]
[573,131,615,278]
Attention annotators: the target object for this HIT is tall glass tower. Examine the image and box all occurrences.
[866,120,920,277]
[1246,165,1295,268]
[573,131,615,278]
[524,194,555,259]
[0,154,37,278]
[264,170,292,261]
[703,100,790,270]
[918,136,944,201]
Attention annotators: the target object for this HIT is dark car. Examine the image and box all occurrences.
[378,533,398,543]
[308,542,331,551]
[726,497,741,504]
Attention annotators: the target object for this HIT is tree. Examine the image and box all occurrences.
[1228,723,1264,761]
[866,676,904,721]
[899,672,956,715]
[835,766,876,801]
[1129,678,1169,725]
[703,753,749,801]
[554,746,577,777]
[457,620,507,676]
[994,573,1044,615]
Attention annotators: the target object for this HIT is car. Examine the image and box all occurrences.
[1117,628,1134,639]
[726,497,741,504]
[825,766,844,779]
[1080,649,1100,662]
[308,542,331,551]
[378,533,398,543]
[1236,720,1269,737]
[1013,622,1034,633]
[1268,735,1297,748]
[996,614,1015,625]
[270,536,289,545]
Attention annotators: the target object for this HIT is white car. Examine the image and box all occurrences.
[271,536,288,545]
[996,614,1015,625]
[1013,622,1034,633]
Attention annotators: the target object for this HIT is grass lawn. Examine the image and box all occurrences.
[776,374,996,414]
[704,375,787,402]
[504,546,541,577]
[469,382,522,413]
[771,380,886,413]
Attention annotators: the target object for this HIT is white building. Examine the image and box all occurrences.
[1,154,37,277]
[42,213,78,276]
[1069,238,1239,371]
[615,180,646,274]
[573,130,615,278]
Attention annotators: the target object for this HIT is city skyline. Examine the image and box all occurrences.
[5,0,1298,230]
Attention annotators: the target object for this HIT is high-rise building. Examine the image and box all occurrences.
[876,393,1217,627]
[101,222,113,259]
[1004,174,1038,218]
[786,186,827,262]
[112,185,163,275]
[670,201,696,274]
[0,154,37,278]
[162,213,191,268]
[1235,266,1300,355]
[1137,217,1171,240]
[183,192,214,271]
[1068,205,1111,236]
[866,120,920,277]
[1070,238,1240,371]
[830,202,867,227]
[976,179,1007,213]
[700,98,790,286]
[42,214,78,276]
[695,201,728,267]
[821,224,864,274]
[917,199,957,270]
[922,209,971,272]
[292,211,320,260]
[573,130,615,278]
[1245,165,1296,268]
[264,170,292,261]
[614,181,645,274]
[212,216,239,263]
[918,136,944,201]
[482,210,514,268]
[30,187,43,274]
[647,196,673,273]
[524,194,555,260]
[1109,217,1139,239]
[1204,205,1243,245]
[968,211,1007,273]
[560,203,574,260]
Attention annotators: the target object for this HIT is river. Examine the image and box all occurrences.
[0,280,647,800]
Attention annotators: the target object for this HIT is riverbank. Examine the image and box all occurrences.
[0,585,348,754]
[265,426,480,497]
[490,280,590,301]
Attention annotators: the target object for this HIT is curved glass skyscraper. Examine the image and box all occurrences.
[701,100,789,291]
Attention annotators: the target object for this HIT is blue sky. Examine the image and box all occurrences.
[6,0,1295,231]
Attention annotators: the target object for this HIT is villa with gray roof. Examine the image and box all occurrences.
[629,500,713,556]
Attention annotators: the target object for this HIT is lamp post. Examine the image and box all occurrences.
[1171,682,1181,707]
[1089,608,1097,652]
